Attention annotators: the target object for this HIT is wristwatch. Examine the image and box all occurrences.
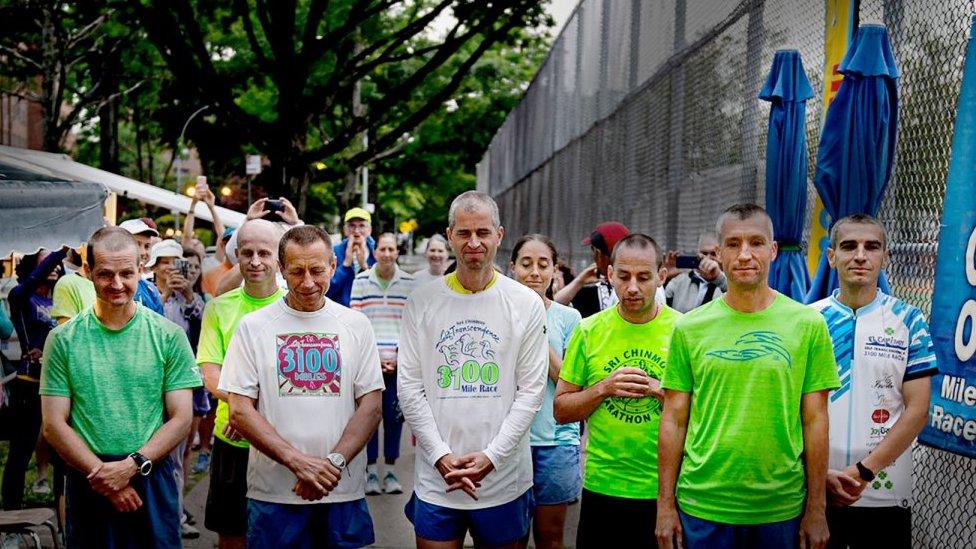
[327,452,346,470]
[128,452,153,476]
[855,461,875,481]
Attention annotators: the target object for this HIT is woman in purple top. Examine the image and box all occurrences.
[4,247,65,509]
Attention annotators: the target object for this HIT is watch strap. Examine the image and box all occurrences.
[855,461,875,481]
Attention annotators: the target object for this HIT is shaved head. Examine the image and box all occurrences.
[237,219,280,246]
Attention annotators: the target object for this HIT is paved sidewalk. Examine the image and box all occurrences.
[184,431,580,548]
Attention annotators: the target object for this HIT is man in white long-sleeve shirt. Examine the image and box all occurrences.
[398,191,548,549]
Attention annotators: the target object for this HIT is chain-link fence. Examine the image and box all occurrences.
[477,0,976,546]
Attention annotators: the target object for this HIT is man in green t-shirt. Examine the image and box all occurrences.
[656,204,840,549]
[197,219,283,549]
[40,226,201,548]
[555,233,680,548]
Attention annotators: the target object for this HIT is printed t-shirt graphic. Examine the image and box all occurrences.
[662,294,840,525]
[218,298,384,505]
[560,305,681,498]
[276,332,342,396]
[196,287,284,449]
[398,274,548,510]
[811,290,937,507]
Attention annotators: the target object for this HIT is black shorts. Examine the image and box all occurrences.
[576,488,657,548]
[826,505,910,549]
[204,438,250,536]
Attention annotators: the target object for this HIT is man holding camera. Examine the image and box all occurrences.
[327,207,376,307]
[664,232,727,313]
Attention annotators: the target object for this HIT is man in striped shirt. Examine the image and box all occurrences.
[350,232,416,495]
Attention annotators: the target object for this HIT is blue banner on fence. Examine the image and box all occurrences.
[917,15,976,458]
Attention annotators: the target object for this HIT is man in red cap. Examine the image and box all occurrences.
[554,222,630,318]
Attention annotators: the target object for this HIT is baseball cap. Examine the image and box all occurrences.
[582,222,629,255]
[344,207,371,224]
[119,218,160,237]
[146,239,183,268]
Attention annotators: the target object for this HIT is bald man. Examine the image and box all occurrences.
[197,220,284,549]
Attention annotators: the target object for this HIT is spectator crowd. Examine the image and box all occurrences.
[0,185,934,549]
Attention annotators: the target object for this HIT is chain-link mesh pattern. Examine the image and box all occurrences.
[477,0,976,545]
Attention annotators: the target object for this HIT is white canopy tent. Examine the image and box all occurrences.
[0,145,246,228]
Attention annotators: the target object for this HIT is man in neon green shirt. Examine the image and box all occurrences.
[657,204,840,549]
[51,247,96,324]
[555,233,680,548]
[197,219,283,549]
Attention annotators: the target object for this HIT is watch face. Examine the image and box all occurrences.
[140,460,153,476]
[329,454,345,468]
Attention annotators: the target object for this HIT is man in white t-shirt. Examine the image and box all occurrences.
[219,225,384,548]
[398,190,548,548]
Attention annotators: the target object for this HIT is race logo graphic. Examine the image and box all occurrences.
[872,408,891,423]
[706,331,793,368]
[602,348,667,423]
[434,320,501,398]
[864,327,908,361]
[276,333,341,396]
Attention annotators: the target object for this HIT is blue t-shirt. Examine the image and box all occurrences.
[530,300,582,446]
[135,279,165,315]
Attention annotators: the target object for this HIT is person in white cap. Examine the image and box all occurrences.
[119,218,165,315]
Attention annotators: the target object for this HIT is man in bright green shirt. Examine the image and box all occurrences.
[51,263,95,324]
[40,226,200,548]
[197,219,282,549]
[555,233,680,548]
[657,204,840,549]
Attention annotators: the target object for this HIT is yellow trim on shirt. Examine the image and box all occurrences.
[444,271,498,294]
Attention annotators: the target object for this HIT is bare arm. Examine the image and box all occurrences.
[799,390,831,549]
[547,347,562,383]
[205,195,225,262]
[138,389,194,462]
[860,377,930,473]
[201,362,230,401]
[181,198,198,247]
[329,390,382,462]
[553,264,598,306]
[656,389,691,549]
[41,395,102,474]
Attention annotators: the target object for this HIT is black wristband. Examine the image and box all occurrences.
[855,461,875,481]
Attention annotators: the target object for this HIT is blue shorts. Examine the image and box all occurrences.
[192,387,211,417]
[531,445,581,505]
[678,507,801,549]
[247,498,374,549]
[65,455,181,549]
[405,489,534,545]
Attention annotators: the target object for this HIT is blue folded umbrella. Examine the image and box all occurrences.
[760,49,814,301]
[805,24,898,303]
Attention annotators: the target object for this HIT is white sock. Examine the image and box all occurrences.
[367,464,378,475]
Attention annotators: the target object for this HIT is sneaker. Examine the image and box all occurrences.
[382,472,403,494]
[365,472,381,495]
[192,451,211,474]
[31,478,51,495]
